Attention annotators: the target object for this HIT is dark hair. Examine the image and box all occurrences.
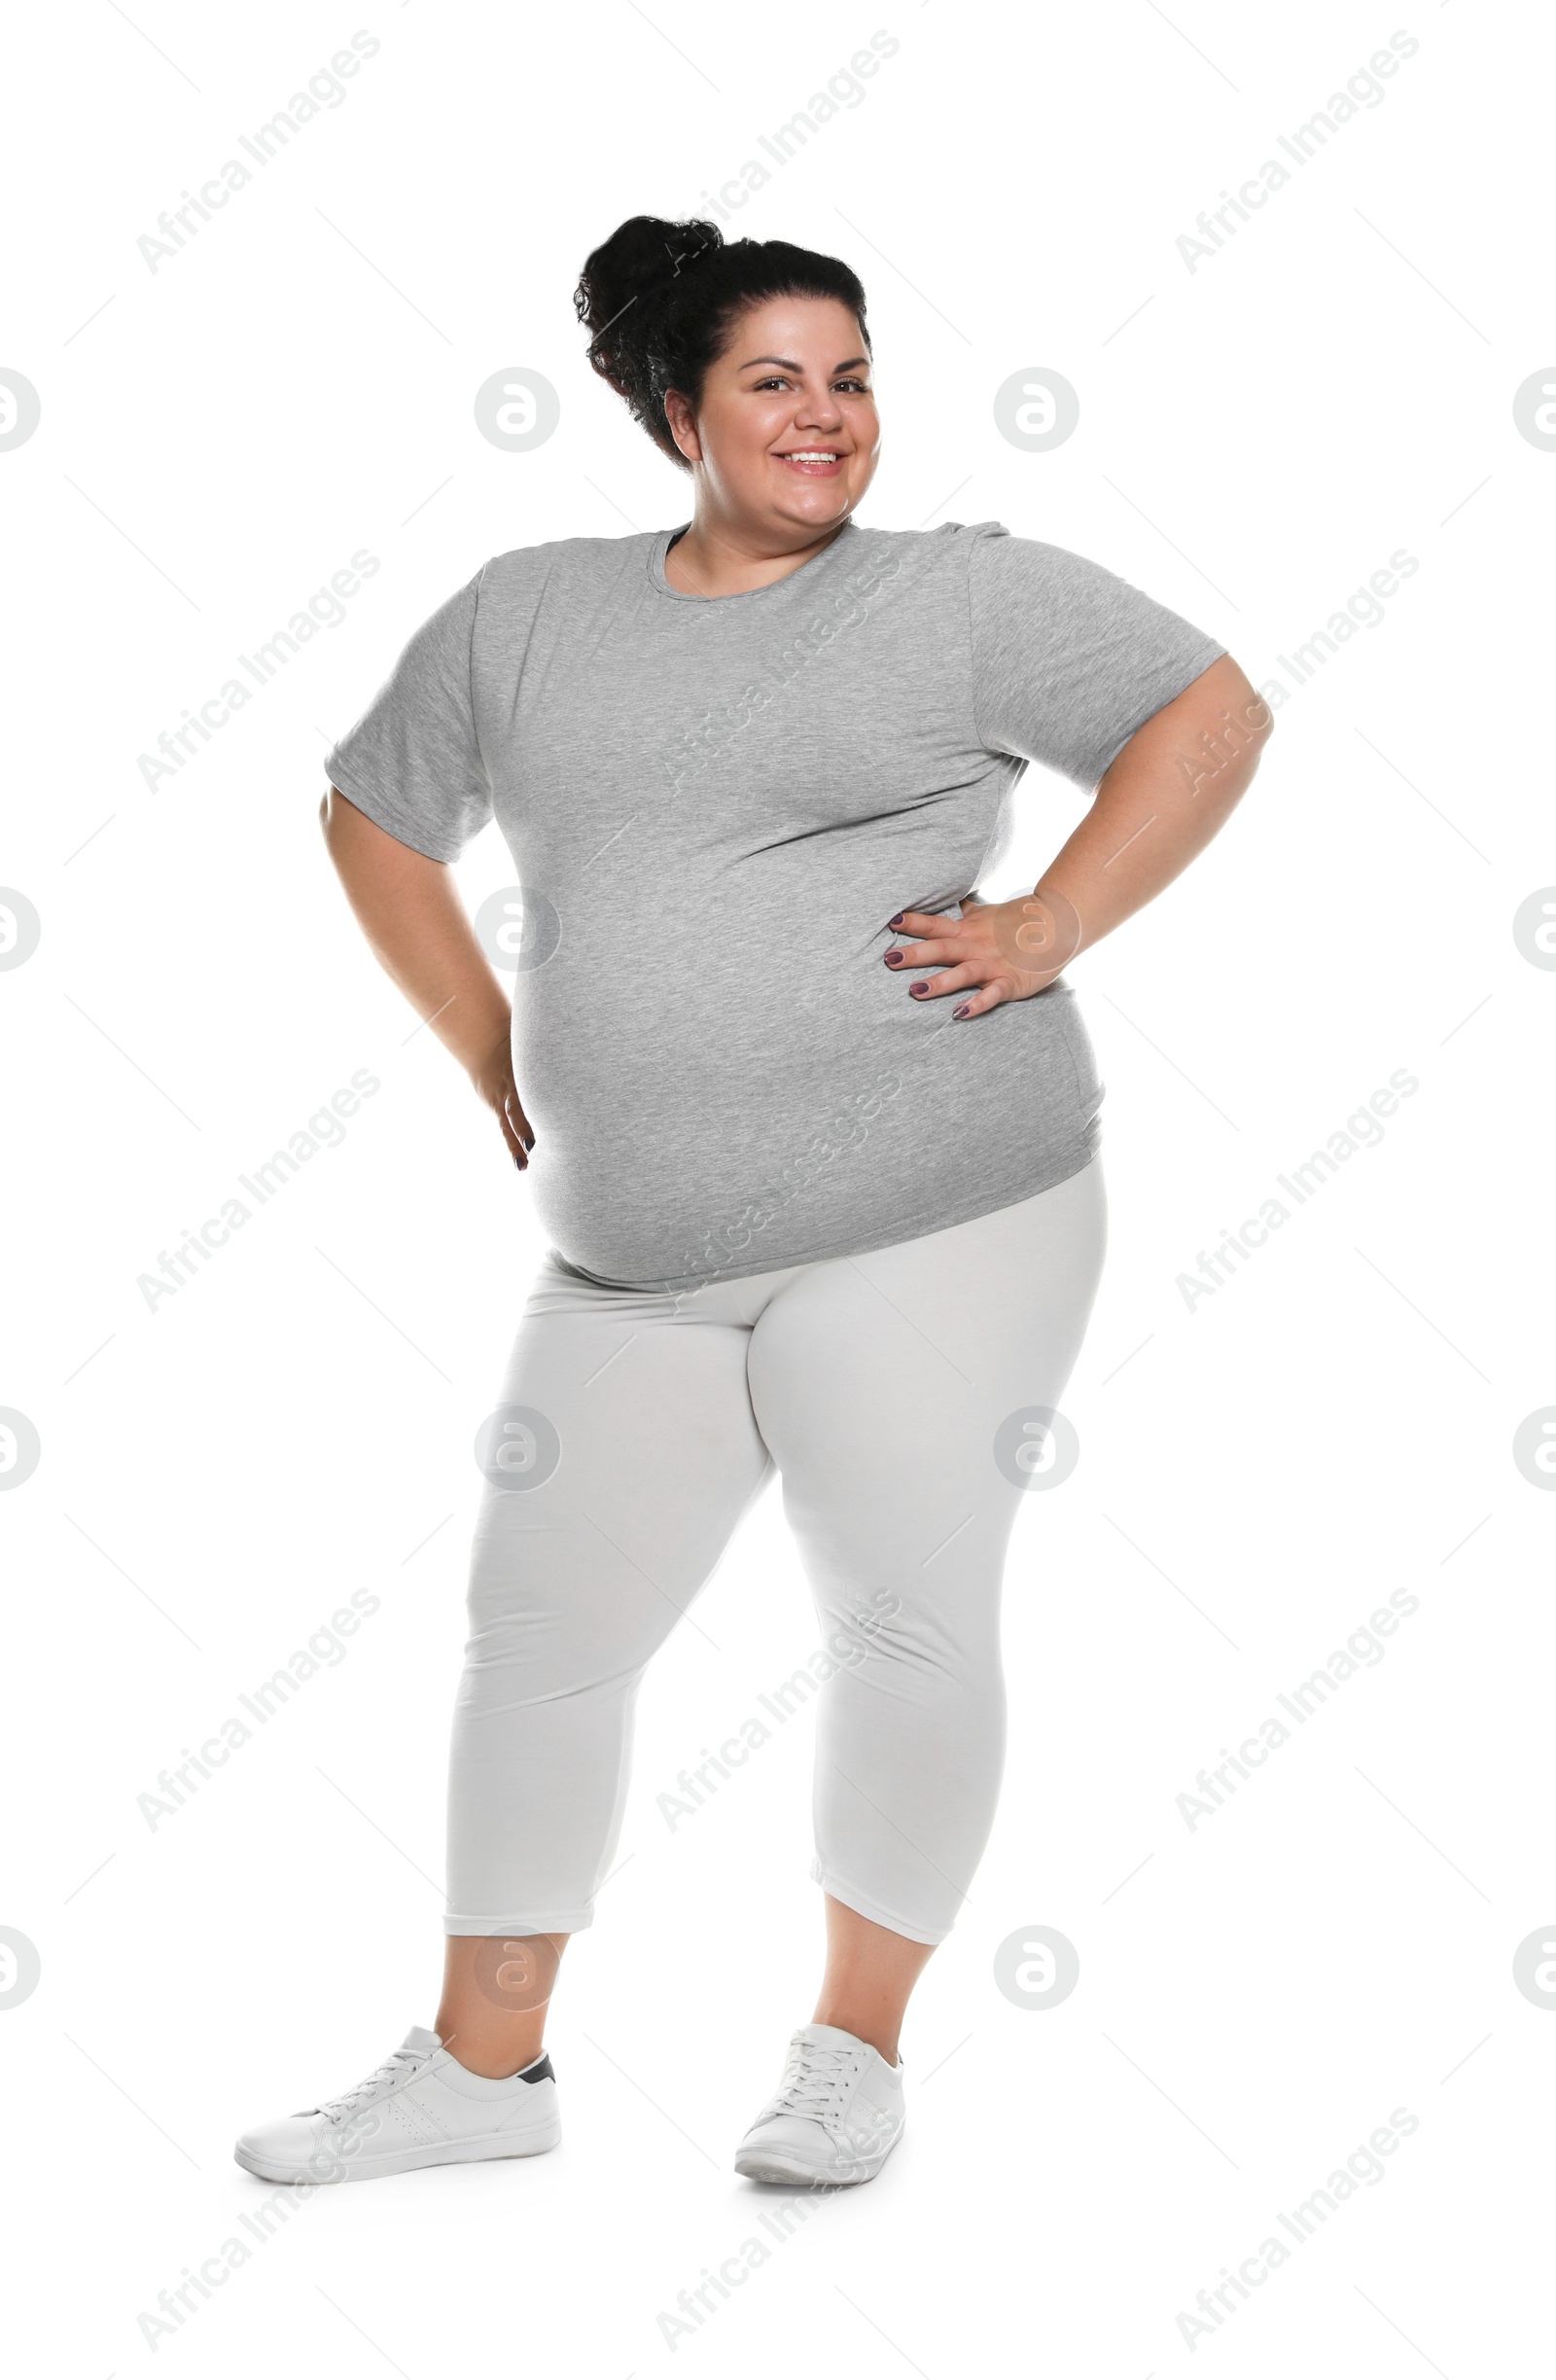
[574,215,869,470]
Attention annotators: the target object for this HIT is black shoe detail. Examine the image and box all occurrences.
[515,2053,554,2085]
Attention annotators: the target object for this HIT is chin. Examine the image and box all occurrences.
[773,484,855,522]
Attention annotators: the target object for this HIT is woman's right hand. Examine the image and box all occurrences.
[318,793,537,1173]
[472,1033,535,1170]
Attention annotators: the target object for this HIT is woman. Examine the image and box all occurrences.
[235,216,1270,2190]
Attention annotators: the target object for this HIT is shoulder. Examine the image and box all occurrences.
[477,530,659,596]
[844,517,1011,569]
[940,520,1107,578]
[830,519,1023,614]
[843,521,1121,629]
[950,523,1149,614]
[846,517,1104,589]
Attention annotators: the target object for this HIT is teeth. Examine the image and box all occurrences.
[784,451,839,462]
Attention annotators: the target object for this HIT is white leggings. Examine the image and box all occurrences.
[445,1157,1107,1947]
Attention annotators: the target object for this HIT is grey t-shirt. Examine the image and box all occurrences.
[324,518,1223,1291]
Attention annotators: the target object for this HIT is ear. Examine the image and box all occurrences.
[663,388,702,464]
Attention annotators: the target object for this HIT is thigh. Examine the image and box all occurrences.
[744,1161,1108,1599]
[742,1164,1106,1937]
[466,1262,774,1673]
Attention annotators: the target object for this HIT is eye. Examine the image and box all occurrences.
[834,378,871,395]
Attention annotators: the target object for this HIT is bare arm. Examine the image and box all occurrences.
[320,788,531,1167]
[886,654,1272,1013]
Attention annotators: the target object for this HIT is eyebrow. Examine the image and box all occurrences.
[735,354,871,375]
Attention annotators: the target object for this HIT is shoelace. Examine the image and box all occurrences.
[317,2044,429,2122]
[766,2044,862,2122]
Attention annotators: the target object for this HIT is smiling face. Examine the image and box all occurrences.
[662,295,881,545]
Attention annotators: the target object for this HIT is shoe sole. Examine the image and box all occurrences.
[733,2139,898,2186]
[233,2124,561,2185]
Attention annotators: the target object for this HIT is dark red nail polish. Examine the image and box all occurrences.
[952,1003,971,1019]
[887,911,904,928]
[885,950,902,966]
[909,981,928,996]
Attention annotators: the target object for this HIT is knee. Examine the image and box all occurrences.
[823,1592,1002,1707]
[814,1590,902,1672]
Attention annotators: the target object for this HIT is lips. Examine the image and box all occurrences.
[775,450,846,475]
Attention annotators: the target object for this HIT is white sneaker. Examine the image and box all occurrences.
[734,2022,905,2185]
[233,2026,560,2185]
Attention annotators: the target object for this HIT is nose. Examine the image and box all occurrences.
[793,388,844,434]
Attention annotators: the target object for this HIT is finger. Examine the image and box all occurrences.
[887,907,960,936]
[884,937,959,971]
[906,963,985,1001]
[949,979,1011,1020]
[501,1094,533,1168]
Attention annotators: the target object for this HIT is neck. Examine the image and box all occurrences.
[665,511,850,599]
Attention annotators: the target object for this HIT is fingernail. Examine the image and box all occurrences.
[887,911,904,928]
[952,1003,971,1019]
[909,981,928,997]
[884,950,902,967]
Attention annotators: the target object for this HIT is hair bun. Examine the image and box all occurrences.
[574,215,724,359]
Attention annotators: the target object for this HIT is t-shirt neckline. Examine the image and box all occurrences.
[648,517,859,606]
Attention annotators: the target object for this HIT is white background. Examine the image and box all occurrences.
[3,0,1551,2370]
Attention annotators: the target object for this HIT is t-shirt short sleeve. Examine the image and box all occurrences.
[323,567,492,861]
[966,525,1227,792]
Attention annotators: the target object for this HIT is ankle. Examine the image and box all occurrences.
[811,2008,900,2066]
[436,1934,566,2080]
[436,2026,548,2080]
[447,2046,545,2080]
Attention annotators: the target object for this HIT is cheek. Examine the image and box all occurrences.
[708,402,787,478]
